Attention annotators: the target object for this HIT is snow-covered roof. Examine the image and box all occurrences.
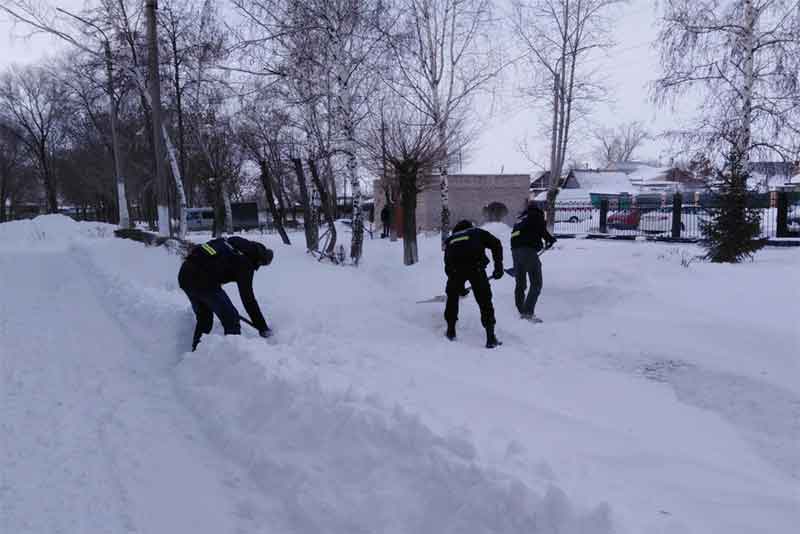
[628,166,671,183]
[571,170,637,194]
[534,188,593,202]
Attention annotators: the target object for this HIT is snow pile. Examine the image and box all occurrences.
[4,219,799,533]
[70,235,616,533]
[176,336,613,534]
[0,214,115,250]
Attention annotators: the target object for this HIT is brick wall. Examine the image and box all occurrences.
[374,174,530,233]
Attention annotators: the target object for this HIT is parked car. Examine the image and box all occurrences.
[788,205,800,232]
[639,207,674,233]
[639,205,710,234]
[607,209,640,230]
[553,206,593,223]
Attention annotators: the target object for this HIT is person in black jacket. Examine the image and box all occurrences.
[510,202,556,322]
[178,236,273,351]
[443,220,504,348]
[380,204,391,238]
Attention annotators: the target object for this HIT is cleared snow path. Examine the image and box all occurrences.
[0,248,273,534]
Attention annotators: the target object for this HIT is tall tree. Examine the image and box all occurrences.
[593,121,650,167]
[511,0,623,229]
[655,0,800,167]
[0,66,71,213]
[386,0,501,242]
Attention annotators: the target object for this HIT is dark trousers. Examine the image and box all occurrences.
[444,269,495,329]
[512,247,543,316]
[182,286,241,349]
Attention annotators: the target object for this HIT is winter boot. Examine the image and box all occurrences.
[485,326,502,349]
[446,322,457,341]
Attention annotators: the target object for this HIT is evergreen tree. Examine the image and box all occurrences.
[701,146,766,262]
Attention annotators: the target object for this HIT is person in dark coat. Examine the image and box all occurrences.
[380,204,391,238]
[510,202,556,322]
[443,220,504,348]
[178,236,273,351]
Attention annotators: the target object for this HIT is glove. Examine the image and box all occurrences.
[546,238,557,249]
[492,266,504,280]
[259,328,272,339]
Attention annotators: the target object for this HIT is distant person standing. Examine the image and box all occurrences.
[443,220,504,348]
[510,202,556,323]
[380,204,391,238]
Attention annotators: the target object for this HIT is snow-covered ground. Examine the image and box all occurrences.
[2,215,798,534]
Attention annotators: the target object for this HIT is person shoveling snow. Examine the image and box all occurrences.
[510,202,556,323]
[178,236,273,351]
[443,220,504,349]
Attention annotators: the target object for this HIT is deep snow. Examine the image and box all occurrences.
[1,215,798,533]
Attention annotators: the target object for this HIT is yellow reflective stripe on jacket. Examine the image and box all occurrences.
[511,230,520,238]
[201,243,217,256]
[449,235,470,245]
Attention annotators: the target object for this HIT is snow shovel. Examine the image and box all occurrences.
[416,277,495,304]
[237,312,273,338]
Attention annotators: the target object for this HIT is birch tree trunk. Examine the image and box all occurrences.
[339,69,364,263]
[222,180,233,234]
[308,157,337,256]
[160,123,187,238]
[146,0,170,236]
[738,0,755,176]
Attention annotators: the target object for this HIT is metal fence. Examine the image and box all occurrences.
[549,191,800,240]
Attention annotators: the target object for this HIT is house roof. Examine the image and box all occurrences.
[570,170,638,194]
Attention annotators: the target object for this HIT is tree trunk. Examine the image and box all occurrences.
[146,0,170,236]
[738,0,755,180]
[42,153,58,214]
[308,157,337,255]
[222,180,233,234]
[160,122,187,238]
[259,160,291,245]
[399,167,419,265]
[0,172,7,222]
[291,157,317,251]
[105,41,130,229]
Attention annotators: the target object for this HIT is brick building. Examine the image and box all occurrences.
[374,173,530,233]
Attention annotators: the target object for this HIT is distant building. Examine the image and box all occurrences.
[532,162,705,202]
[373,173,530,232]
[748,161,799,191]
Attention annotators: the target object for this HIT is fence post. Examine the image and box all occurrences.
[671,192,683,239]
[599,199,608,234]
[776,191,788,238]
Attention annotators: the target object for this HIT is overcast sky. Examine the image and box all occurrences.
[0,0,683,175]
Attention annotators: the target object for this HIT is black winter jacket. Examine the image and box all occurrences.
[510,207,555,251]
[444,227,503,276]
[179,237,268,330]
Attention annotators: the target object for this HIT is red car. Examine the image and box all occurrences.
[607,209,640,230]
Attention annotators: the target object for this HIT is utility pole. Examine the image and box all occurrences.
[146,0,170,236]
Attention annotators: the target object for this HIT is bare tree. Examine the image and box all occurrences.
[0,66,71,213]
[655,0,800,168]
[385,0,501,242]
[0,1,136,226]
[593,121,650,166]
[511,0,623,229]
[363,94,459,265]
[0,120,24,222]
